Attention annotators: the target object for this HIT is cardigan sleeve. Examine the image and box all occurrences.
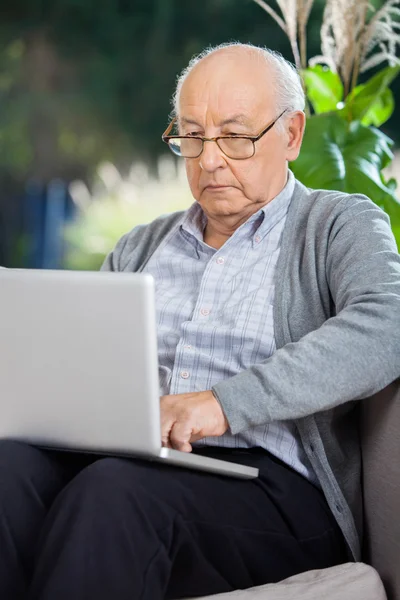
[212,198,400,434]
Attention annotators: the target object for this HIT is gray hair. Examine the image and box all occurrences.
[172,42,305,134]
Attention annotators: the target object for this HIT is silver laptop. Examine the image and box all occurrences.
[0,269,258,479]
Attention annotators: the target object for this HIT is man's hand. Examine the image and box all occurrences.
[160,390,229,452]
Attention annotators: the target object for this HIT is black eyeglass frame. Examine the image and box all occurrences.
[161,109,288,160]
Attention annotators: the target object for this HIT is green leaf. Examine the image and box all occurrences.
[340,65,400,124]
[302,66,344,114]
[291,113,400,228]
[360,88,395,127]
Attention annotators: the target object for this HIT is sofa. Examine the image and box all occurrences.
[186,379,400,600]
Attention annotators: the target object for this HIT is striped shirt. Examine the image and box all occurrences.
[143,171,317,482]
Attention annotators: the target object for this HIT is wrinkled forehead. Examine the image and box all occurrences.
[178,52,277,125]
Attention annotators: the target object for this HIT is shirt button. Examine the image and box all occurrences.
[216,256,225,265]
[200,308,210,316]
[184,345,192,350]
[180,371,190,379]
[255,235,261,243]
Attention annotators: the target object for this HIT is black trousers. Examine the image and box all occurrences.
[0,440,347,600]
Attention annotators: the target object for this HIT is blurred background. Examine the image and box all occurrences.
[0,0,399,271]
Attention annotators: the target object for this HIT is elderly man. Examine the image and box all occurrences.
[0,43,399,600]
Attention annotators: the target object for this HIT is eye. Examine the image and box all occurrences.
[187,131,202,137]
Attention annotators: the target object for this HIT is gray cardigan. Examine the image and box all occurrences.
[101,177,400,561]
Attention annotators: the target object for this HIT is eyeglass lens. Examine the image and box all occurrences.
[169,137,254,159]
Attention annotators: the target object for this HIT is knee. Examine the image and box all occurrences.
[66,458,136,504]
[0,441,49,507]
[0,440,40,472]
[57,458,174,534]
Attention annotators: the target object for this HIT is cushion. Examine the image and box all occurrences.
[187,562,386,600]
[361,381,400,599]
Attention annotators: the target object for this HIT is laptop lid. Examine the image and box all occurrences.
[0,269,161,456]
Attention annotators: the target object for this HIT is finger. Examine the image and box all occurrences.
[169,422,192,453]
[161,417,174,448]
[189,430,204,443]
[161,436,172,449]
[160,397,175,448]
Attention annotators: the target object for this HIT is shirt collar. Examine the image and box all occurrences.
[180,170,295,245]
[180,201,207,242]
[251,169,295,246]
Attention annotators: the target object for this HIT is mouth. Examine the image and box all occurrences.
[204,185,232,191]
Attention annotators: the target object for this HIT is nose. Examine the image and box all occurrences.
[199,139,226,172]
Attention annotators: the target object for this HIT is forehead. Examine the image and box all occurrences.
[178,51,275,123]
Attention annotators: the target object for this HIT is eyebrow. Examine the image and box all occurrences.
[219,115,250,127]
[179,114,250,128]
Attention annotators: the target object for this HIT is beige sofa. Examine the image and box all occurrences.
[187,380,400,600]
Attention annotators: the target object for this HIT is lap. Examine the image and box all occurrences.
[58,447,344,566]
[0,440,346,597]
[0,439,338,544]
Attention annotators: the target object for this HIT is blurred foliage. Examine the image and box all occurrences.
[64,157,193,270]
[0,0,327,182]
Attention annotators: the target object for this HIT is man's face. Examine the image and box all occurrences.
[178,51,303,221]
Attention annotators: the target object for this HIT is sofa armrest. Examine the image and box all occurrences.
[361,379,400,600]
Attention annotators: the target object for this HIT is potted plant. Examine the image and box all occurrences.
[253,0,400,247]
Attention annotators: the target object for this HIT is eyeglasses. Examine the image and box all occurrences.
[162,109,288,160]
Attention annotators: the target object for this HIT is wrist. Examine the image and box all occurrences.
[210,390,229,433]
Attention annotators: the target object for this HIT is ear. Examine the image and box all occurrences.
[285,111,306,162]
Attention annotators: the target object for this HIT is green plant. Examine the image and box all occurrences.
[253,0,400,248]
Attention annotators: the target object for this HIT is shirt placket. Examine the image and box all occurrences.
[169,247,228,395]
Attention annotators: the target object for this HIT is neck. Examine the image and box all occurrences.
[203,212,255,249]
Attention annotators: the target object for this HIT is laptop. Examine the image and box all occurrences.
[0,269,258,480]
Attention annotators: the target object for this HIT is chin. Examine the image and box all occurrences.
[201,187,238,202]
[199,196,238,215]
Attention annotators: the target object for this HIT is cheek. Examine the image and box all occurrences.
[185,161,201,197]
[230,161,262,193]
